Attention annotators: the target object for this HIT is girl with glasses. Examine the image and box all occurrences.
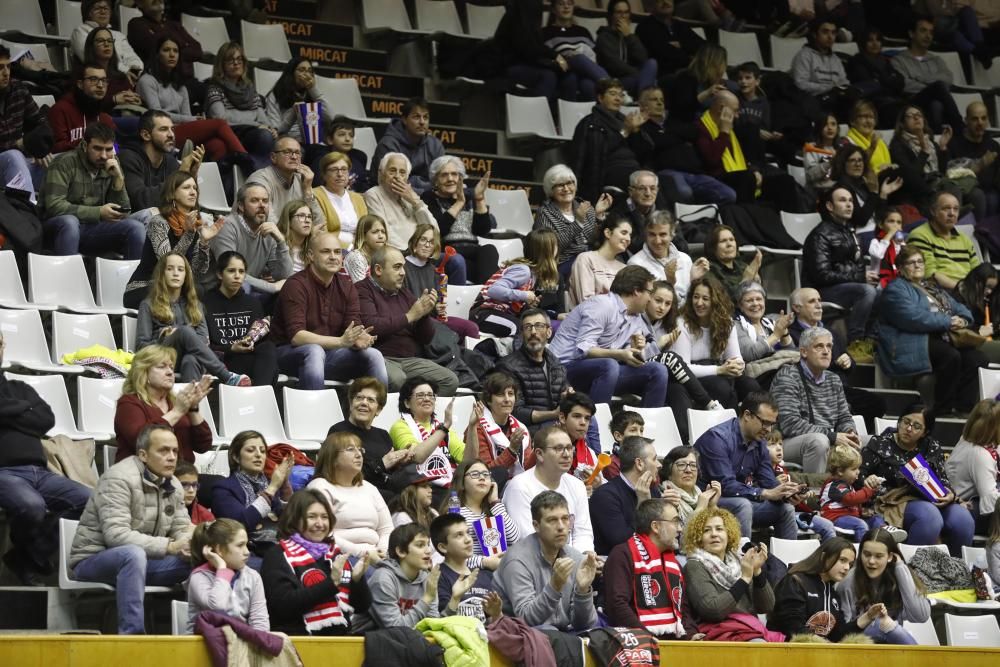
[447,459,520,571]
[71,0,144,79]
[264,56,336,167]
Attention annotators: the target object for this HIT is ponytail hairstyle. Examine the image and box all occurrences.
[190,518,246,567]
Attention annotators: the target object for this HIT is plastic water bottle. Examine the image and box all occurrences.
[447,491,461,514]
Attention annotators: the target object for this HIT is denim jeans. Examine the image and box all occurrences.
[564,357,668,407]
[73,544,190,634]
[565,54,609,101]
[619,59,659,97]
[902,499,975,556]
[863,619,918,645]
[276,343,388,390]
[719,496,797,540]
[0,465,91,570]
[0,149,37,203]
[834,514,885,542]
[658,169,737,205]
[44,214,146,260]
[818,281,877,340]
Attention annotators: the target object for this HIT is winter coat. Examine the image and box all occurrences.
[495,346,569,429]
[802,219,867,288]
[415,616,489,667]
[194,610,299,667]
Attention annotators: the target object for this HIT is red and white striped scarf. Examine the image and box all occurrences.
[627,532,685,636]
[477,265,534,314]
[479,407,532,474]
[280,539,353,633]
[402,414,455,487]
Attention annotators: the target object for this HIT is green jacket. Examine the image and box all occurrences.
[415,616,488,667]
[43,142,130,222]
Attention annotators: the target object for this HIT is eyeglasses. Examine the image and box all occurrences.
[180,481,200,490]
[899,417,924,432]
[94,38,114,46]
[326,166,350,174]
[275,149,302,157]
[904,111,923,119]
[83,76,109,85]
[552,181,575,190]
[412,392,436,400]
[546,445,574,454]
[673,461,697,471]
[654,516,682,526]
[522,323,551,332]
[291,213,313,221]
[416,237,435,247]
[353,395,379,404]
[465,471,492,481]
[752,412,777,429]
[224,56,245,65]
[341,446,366,455]
[902,257,924,267]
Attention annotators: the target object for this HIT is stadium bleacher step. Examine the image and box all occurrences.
[363,94,462,125]
[489,179,546,207]
[449,151,535,182]
[262,0,318,19]
[371,122,499,155]
[316,66,424,98]
[267,15,353,48]
[291,41,389,71]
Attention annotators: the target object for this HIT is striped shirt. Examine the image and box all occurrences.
[906,222,980,283]
[459,500,520,564]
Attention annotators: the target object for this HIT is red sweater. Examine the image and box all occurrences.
[270,267,362,346]
[48,92,115,153]
[356,277,435,359]
[819,478,877,522]
[695,119,742,178]
[113,393,213,463]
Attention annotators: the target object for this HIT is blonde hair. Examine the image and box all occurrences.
[315,431,364,486]
[147,252,202,326]
[682,507,742,555]
[961,399,1000,447]
[123,345,178,406]
[353,214,387,260]
[827,444,862,476]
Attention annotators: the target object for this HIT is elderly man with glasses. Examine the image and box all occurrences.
[694,391,800,540]
[244,136,325,226]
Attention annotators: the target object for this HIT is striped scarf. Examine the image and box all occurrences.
[402,414,455,487]
[280,538,353,633]
[478,407,532,473]
[627,532,685,636]
[477,264,534,314]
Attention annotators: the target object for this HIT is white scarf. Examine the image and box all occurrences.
[402,413,454,487]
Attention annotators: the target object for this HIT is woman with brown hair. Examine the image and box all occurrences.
[670,276,759,408]
[276,198,313,273]
[704,224,761,302]
[113,344,212,462]
[307,431,393,558]
[946,399,1000,533]
[314,151,368,247]
[343,214,388,283]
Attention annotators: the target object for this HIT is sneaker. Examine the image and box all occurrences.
[706,400,725,411]
[882,525,908,543]
[225,373,252,387]
[846,338,875,364]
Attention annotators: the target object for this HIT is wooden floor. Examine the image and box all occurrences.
[1,636,999,667]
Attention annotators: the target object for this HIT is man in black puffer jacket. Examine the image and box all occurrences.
[802,185,878,360]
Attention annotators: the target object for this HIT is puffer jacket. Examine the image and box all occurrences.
[875,277,971,377]
[496,346,568,430]
[802,219,866,288]
[70,456,192,568]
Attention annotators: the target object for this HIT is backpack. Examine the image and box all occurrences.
[587,627,660,667]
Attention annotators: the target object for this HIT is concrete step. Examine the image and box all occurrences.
[270,15,353,48]
[363,94,462,126]
[371,121,499,155]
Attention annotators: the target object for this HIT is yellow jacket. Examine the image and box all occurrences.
[312,186,368,240]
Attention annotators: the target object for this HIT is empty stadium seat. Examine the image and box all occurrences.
[873,416,895,435]
[445,284,482,320]
[0,309,80,374]
[76,376,124,436]
[897,542,949,563]
[903,619,941,646]
[181,14,231,56]
[372,392,402,431]
[485,187,534,237]
[557,99,593,139]
[354,127,377,169]
[241,20,291,62]
[314,76,388,125]
[171,600,190,636]
[283,387,345,441]
[6,372,112,440]
[629,407,682,457]
[361,0,415,33]
[414,0,465,37]
[595,402,614,454]
[780,211,822,246]
[28,254,127,315]
[254,67,282,96]
[436,394,474,435]
[480,237,524,266]
[50,311,116,367]
[0,2,52,39]
[55,0,81,39]
[196,161,231,213]
[217,384,320,450]
[122,315,137,353]
[852,415,867,438]
[769,537,821,566]
[118,4,141,31]
[687,408,737,444]
[506,94,564,142]
[95,258,140,312]
[769,35,805,70]
[962,545,988,569]
[466,4,505,39]
[718,30,764,70]
[0,250,54,310]
[944,613,1000,647]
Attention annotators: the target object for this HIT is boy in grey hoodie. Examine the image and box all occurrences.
[354,523,441,629]
[494,490,599,630]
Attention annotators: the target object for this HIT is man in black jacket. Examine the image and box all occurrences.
[802,185,877,361]
[634,0,705,77]
[0,332,91,584]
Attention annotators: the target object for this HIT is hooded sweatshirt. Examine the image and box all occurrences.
[355,558,440,629]
[768,571,860,642]
[789,45,849,95]
[369,118,445,194]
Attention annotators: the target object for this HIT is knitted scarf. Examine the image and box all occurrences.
[209,78,262,111]
[401,413,455,487]
[847,127,891,173]
[279,538,354,633]
[686,547,742,589]
[626,532,685,636]
[900,130,939,175]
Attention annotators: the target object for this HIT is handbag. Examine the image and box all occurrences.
[950,328,986,349]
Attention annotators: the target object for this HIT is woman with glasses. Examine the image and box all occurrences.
[205,41,277,170]
[535,163,612,280]
[861,403,974,555]
[470,229,562,338]
[81,27,143,113]
[71,0,143,79]
[828,144,903,229]
[875,244,987,417]
[682,507,780,641]
[448,459,520,571]
[315,151,368,247]
[264,57,336,167]
[276,199,314,273]
[662,447,721,529]
[307,431,393,558]
[888,104,972,213]
[388,377,478,505]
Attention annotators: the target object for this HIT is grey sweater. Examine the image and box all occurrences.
[683,558,774,622]
[494,533,597,631]
[204,213,293,293]
[891,50,953,94]
[136,74,197,123]
[136,298,209,349]
[790,45,849,94]
[770,362,855,444]
[836,561,931,623]
[945,438,1000,517]
[354,559,439,629]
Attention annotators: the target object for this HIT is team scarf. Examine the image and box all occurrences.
[900,453,950,502]
[471,514,508,556]
[479,406,532,474]
[846,127,891,173]
[402,413,455,487]
[700,109,747,174]
[626,532,685,636]
[296,101,324,145]
[569,438,599,483]
[279,538,353,633]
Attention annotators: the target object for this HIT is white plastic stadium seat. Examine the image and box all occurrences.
[769,35,805,70]
[314,76,388,124]
[718,30,764,70]
[283,387,345,441]
[196,161,231,213]
[172,600,190,635]
[687,408,737,444]
[436,394,474,435]
[630,407,682,457]
[480,238,523,266]
[506,94,564,142]
[77,376,124,436]
[55,0,82,39]
[903,619,941,646]
[445,284,482,321]
[240,20,291,62]
[0,309,80,374]
[962,546,988,570]
[485,187,534,237]
[944,613,1000,647]
[595,403,614,454]
[50,311,116,367]
[780,211,823,247]
[873,416,895,435]
[28,254,127,315]
[769,537,821,567]
[373,392,401,431]
[0,1,51,39]
[181,14,231,56]
[415,0,465,37]
[122,315,138,353]
[254,67,282,96]
[218,384,320,450]
[897,542,949,564]
[0,250,55,310]
[557,99,593,139]
[95,257,140,312]
[466,4,505,39]
[362,0,414,32]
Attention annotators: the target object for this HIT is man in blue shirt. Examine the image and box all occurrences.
[549,265,668,408]
[694,391,800,540]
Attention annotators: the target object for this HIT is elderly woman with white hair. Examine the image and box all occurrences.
[419,155,501,284]
[533,163,612,279]
[733,280,798,388]
[363,152,438,252]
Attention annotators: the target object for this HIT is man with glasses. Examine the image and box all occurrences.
[603,498,694,637]
[770,327,861,474]
[246,136,325,227]
[606,170,662,255]
[590,436,662,555]
[271,232,387,390]
[48,64,116,153]
[42,122,146,259]
[907,190,981,290]
[695,391,800,540]
[502,427,595,552]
